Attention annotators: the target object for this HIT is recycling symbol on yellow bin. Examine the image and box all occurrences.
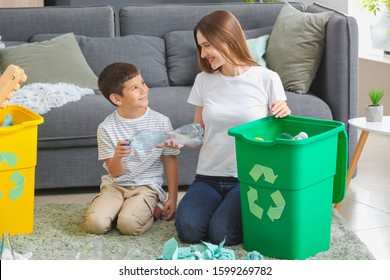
[0,152,25,201]
[247,164,285,222]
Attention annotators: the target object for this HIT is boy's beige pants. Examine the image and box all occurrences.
[84,182,158,235]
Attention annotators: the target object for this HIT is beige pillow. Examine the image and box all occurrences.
[265,3,334,94]
[0,33,98,90]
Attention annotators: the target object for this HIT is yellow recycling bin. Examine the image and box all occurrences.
[0,105,44,236]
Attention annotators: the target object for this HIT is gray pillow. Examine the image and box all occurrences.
[265,3,334,94]
[0,33,98,89]
[163,30,199,86]
[31,34,169,88]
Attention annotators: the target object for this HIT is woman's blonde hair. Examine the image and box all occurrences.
[193,9,258,73]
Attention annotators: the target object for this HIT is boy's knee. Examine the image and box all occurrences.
[84,216,112,235]
[117,214,153,236]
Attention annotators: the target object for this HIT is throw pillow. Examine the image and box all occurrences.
[0,33,98,90]
[163,30,199,87]
[247,35,270,68]
[265,3,334,94]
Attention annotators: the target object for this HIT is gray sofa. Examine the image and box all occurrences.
[0,2,358,190]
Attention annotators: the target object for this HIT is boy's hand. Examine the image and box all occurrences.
[161,197,177,220]
[271,100,291,118]
[114,140,131,159]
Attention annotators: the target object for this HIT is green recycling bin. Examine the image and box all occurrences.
[228,115,347,260]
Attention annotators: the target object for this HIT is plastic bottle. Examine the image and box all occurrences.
[277,133,293,139]
[81,239,105,260]
[1,233,15,260]
[129,130,165,150]
[292,132,308,140]
[129,123,203,150]
[121,245,144,260]
[277,132,308,140]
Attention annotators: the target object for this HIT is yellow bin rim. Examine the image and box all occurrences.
[0,105,44,133]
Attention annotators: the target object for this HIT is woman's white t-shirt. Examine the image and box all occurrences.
[187,66,286,178]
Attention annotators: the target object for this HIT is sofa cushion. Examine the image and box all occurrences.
[164,31,199,86]
[31,34,169,88]
[0,33,98,89]
[37,92,116,149]
[244,26,273,39]
[265,3,334,94]
[3,42,26,47]
[285,91,332,120]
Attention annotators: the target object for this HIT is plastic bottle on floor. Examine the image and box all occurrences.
[1,233,15,260]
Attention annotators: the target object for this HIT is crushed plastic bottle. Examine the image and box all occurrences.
[1,233,15,260]
[130,123,203,150]
[116,244,145,260]
[277,133,294,139]
[81,239,105,260]
[65,239,105,260]
[165,123,203,146]
[277,132,308,140]
[292,132,308,140]
[129,130,165,150]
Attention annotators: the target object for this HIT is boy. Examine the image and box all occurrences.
[84,62,179,235]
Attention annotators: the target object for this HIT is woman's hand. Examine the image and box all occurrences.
[271,100,291,118]
[156,140,184,149]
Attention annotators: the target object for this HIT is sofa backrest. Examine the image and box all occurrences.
[119,2,304,87]
[119,2,304,37]
[0,5,115,43]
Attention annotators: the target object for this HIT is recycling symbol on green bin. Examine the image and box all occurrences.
[0,152,25,201]
[247,164,285,222]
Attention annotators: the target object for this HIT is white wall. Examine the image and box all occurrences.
[295,1,390,116]
[297,0,348,13]
[297,0,379,54]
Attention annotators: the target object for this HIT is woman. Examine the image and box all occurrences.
[174,9,291,246]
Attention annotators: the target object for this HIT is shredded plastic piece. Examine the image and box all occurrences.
[156,237,263,260]
[1,114,13,127]
[244,251,264,260]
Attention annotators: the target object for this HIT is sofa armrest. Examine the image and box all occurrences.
[307,3,359,163]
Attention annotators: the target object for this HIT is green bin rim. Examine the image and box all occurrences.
[228,115,344,144]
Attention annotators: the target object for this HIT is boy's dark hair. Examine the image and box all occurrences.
[98,62,140,106]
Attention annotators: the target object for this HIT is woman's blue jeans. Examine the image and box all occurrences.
[175,174,242,246]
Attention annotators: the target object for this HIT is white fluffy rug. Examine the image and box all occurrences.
[9,82,95,114]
